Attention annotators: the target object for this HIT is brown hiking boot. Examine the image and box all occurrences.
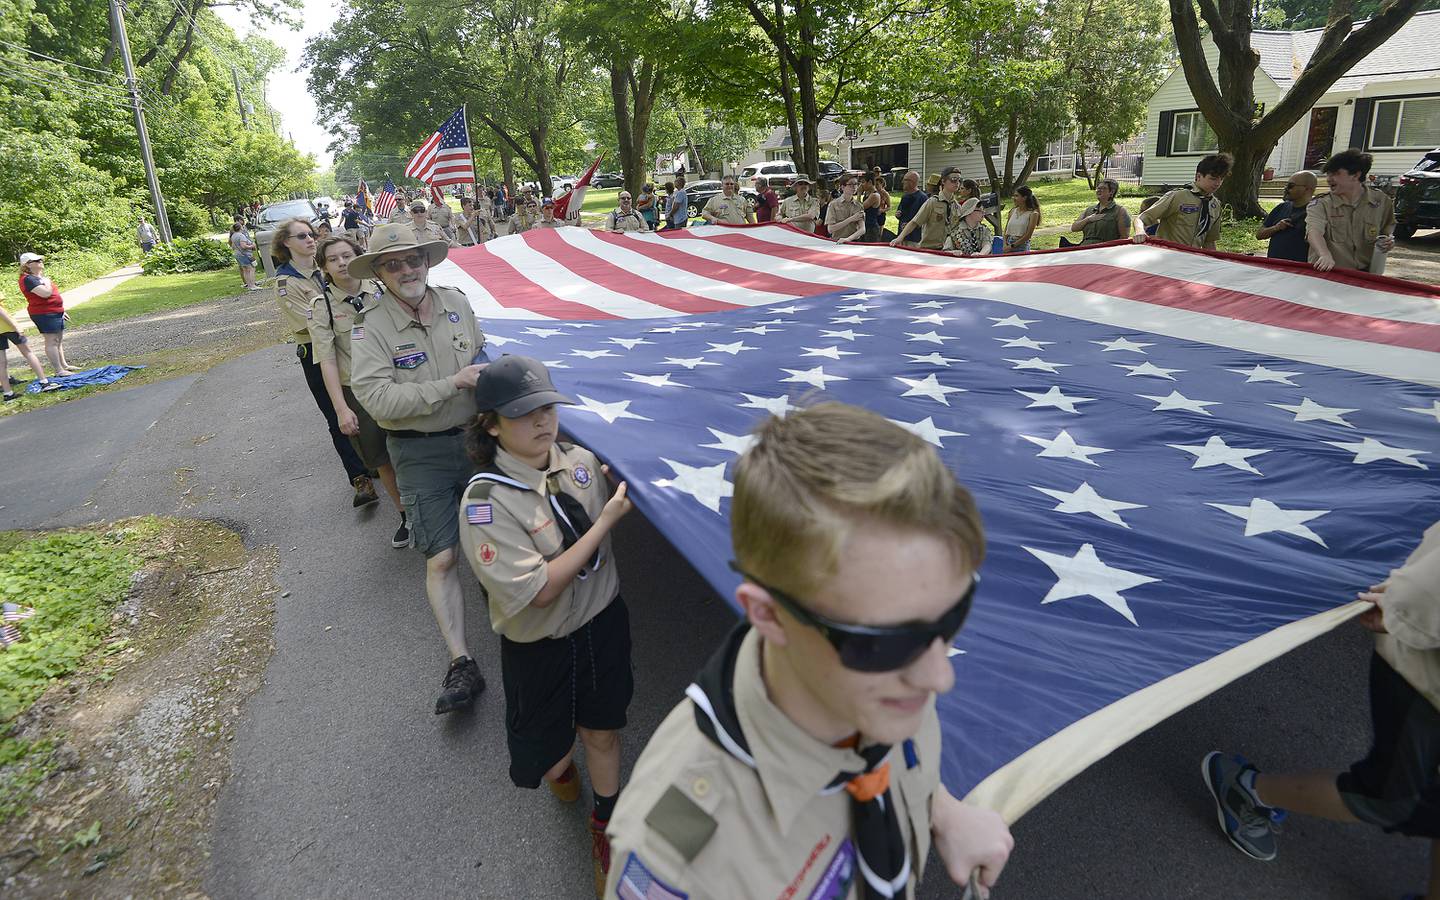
[352,474,379,508]
[590,813,611,897]
[546,761,580,803]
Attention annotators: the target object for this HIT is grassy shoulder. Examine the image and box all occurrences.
[1,248,139,315]
[65,269,244,328]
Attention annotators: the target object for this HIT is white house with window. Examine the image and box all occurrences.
[1143,10,1440,186]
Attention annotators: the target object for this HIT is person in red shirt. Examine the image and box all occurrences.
[17,253,73,376]
[752,176,780,223]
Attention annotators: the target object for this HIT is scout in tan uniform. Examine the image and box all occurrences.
[458,356,635,896]
[312,234,408,548]
[891,166,963,250]
[607,192,648,232]
[701,178,755,225]
[1133,152,1230,249]
[271,216,377,508]
[429,196,455,240]
[408,202,461,248]
[537,197,564,228]
[513,188,540,233]
[349,224,490,715]
[1306,148,1396,272]
[778,175,821,233]
[825,175,867,243]
[606,403,1014,900]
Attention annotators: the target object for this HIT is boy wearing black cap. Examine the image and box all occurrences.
[458,355,636,896]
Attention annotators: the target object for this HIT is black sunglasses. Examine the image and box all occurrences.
[731,562,977,672]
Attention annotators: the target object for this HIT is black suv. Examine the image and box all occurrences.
[1394,149,1440,239]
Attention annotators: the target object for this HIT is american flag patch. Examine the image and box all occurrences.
[466,503,493,525]
[616,852,687,900]
[0,623,20,648]
[2,602,35,623]
[351,326,365,341]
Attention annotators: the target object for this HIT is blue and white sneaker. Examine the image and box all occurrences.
[1202,751,1284,861]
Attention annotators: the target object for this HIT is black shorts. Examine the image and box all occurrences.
[1336,652,1440,837]
[0,331,26,349]
[500,597,634,789]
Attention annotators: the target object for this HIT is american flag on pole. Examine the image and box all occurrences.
[373,178,398,220]
[431,225,1440,822]
[405,106,475,188]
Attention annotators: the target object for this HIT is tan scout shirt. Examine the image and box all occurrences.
[304,278,381,386]
[779,195,821,232]
[605,628,941,900]
[414,220,461,248]
[458,444,619,642]
[514,200,539,232]
[912,194,962,249]
[274,260,327,344]
[825,196,866,242]
[387,209,413,226]
[349,285,485,432]
[607,208,648,232]
[1375,521,1440,711]
[704,194,752,225]
[431,203,453,230]
[1140,186,1222,248]
[1305,186,1396,272]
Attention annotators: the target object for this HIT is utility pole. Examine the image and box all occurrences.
[110,0,172,242]
[231,65,249,127]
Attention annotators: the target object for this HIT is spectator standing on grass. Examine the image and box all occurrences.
[16,253,73,376]
[1134,152,1231,249]
[0,303,61,400]
[229,222,260,292]
[815,184,832,238]
[1256,172,1317,263]
[861,173,886,243]
[269,217,378,511]
[1306,148,1395,273]
[665,175,689,231]
[1070,178,1132,245]
[636,184,659,231]
[896,170,926,244]
[311,234,409,549]
[137,217,158,254]
[753,176,779,223]
[1003,185,1040,253]
[824,174,866,243]
[1200,519,1440,899]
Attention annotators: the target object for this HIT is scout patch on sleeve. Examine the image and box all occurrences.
[476,542,497,566]
[616,852,688,900]
[448,311,461,323]
[645,785,717,863]
[571,464,592,488]
[351,326,366,341]
[466,503,493,525]
[277,284,288,296]
[392,351,428,369]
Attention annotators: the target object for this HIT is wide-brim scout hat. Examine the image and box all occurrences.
[957,197,981,217]
[793,174,813,185]
[346,223,449,279]
[925,173,942,190]
[474,355,575,418]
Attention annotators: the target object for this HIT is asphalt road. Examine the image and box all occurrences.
[10,343,1424,899]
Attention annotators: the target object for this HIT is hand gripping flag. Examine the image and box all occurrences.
[405,107,475,189]
[552,154,604,224]
[428,226,1440,823]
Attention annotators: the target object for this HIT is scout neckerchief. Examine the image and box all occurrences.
[687,624,912,899]
[1191,185,1214,242]
[466,459,601,579]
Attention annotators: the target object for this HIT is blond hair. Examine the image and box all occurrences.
[732,402,984,598]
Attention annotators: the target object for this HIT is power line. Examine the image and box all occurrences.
[0,66,135,108]
[0,38,125,80]
[0,54,133,99]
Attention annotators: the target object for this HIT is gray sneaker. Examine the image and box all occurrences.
[1201,751,1282,861]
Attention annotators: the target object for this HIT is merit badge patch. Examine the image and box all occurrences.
[466,503,493,525]
[476,542,498,566]
[616,852,687,900]
[351,326,366,341]
[571,464,592,488]
[448,311,461,323]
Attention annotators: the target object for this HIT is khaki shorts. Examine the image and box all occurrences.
[386,431,473,558]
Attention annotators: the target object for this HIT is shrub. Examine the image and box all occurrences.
[140,238,233,275]
[166,199,210,239]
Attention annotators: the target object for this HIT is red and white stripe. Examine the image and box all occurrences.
[373,187,397,220]
[426,223,1440,388]
[406,137,474,188]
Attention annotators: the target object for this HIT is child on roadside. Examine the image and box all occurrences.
[457,355,635,897]
[0,304,61,401]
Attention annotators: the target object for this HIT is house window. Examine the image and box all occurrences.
[1369,97,1440,150]
[1171,111,1218,154]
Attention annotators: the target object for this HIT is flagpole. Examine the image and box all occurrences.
[463,104,478,195]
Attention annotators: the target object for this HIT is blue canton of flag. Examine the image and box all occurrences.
[482,288,1440,803]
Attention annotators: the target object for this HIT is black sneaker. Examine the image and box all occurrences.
[392,516,411,549]
[40,381,61,393]
[352,474,380,508]
[2,392,14,402]
[435,656,484,714]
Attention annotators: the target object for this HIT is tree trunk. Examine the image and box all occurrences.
[610,63,638,194]
[674,105,702,176]
[500,144,515,199]
[528,124,552,194]
[161,0,201,95]
[1077,123,1094,189]
[626,63,661,196]
[779,60,803,173]
[999,114,1018,196]
[137,8,182,67]
[1217,138,1270,219]
[979,135,1000,188]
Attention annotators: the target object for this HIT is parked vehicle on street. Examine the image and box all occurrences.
[255,198,319,277]
[593,172,624,188]
[740,160,800,188]
[1394,148,1440,239]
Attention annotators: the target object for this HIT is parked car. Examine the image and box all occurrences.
[740,160,800,188]
[817,159,847,181]
[1394,148,1440,239]
[684,180,760,219]
[593,172,625,188]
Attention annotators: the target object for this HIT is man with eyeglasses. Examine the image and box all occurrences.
[409,201,461,248]
[606,192,647,232]
[1255,171,1316,263]
[891,165,963,250]
[605,402,1014,900]
[349,224,491,716]
[701,177,755,225]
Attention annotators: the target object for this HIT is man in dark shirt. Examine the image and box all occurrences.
[753,177,779,223]
[895,170,926,245]
[340,201,361,234]
[1257,171,1316,263]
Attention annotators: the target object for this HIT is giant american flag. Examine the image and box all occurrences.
[405,106,475,188]
[431,224,1440,821]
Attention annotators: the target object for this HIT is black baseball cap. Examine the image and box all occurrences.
[473,355,574,418]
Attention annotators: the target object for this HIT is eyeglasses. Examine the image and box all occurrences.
[289,231,316,241]
[379,253,427,273]
[946,175,963,183]
[731,562,977,672]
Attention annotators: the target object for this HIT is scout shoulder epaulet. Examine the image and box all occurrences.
[466,469,530,502]
[644,784,718,863]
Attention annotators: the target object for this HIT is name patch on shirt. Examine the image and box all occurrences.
[1180,204,1200,214]
[807,838,857,900]
[466,503,493,525]
[616,852,687,900]
[392,351,428,369]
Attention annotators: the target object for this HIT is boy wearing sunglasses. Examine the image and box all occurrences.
[605,402,1013,899]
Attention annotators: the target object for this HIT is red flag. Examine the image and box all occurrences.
[552,154,604,222]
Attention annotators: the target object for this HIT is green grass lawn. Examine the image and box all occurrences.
[580,187,621,214]
[65,269,243,328]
